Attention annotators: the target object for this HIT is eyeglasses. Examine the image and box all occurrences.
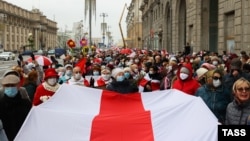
[212,76,221,80]
[237,87,250,92]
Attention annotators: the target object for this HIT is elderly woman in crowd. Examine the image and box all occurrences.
[93,68,112,89]
[33,68,60,106]
[195,69,231,124]
[172,63,200,95]
[106,68,138,94]
[225,77,250,125]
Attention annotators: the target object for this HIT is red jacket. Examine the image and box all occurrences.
[33,83,59,106]
[172,63,200,95]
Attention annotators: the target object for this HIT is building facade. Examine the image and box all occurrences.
[0,0,57,52]
[135,0,250,55]
[126,0,143,49]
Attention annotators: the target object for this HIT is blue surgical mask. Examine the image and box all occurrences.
[93,71,100,76]
[124,72,130,79]
[4,87,18,98]
[116,76,125,82]
[66,70,72,76]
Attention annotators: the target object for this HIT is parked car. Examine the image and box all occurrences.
[48,49,55,55]
[34,50,47,56]
[55,48,66,58]
[0,51,15,61]
[21,50,33,56]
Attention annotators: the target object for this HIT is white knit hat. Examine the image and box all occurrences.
[123,67,131,72]
[111,68,124,78]
[196,67,208,79]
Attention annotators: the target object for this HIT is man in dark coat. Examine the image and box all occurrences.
[0,74,32,140]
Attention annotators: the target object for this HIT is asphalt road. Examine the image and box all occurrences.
[0,54,64,86]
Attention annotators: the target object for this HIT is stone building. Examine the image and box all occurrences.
[0,0,57,52]
[126,0,143,49]
[136,0,250,55]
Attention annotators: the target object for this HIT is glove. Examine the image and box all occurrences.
[82,73,85,78]
[90,77,95,87]
[39,96,51,102]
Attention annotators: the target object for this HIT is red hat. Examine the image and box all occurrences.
[44,68,59,80]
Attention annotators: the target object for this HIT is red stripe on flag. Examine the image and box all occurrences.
[90,90,154,141]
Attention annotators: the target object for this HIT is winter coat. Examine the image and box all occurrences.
[0,90,32,141]
[172,63,200,95]
[23,82,37,102]
[0,119,8,141]
[225,100,250,125]
[195,84,231,123]
[106,79,138,94]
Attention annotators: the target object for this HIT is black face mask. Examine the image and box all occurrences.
[199,77,206,85]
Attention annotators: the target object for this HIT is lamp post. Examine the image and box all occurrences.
[77,20,83,47]
[158,26,163,50]
[100,13,108,46]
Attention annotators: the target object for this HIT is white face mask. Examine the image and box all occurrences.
[212,61,218,66]
[74,73,81,80]
[213,79,221,87]
[102,74,111,80]
[47,78,57,86]
[180,73,189,80]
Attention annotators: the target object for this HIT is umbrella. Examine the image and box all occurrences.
[26,55,52,66]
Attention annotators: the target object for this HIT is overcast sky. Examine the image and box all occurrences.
[6,0,131,43]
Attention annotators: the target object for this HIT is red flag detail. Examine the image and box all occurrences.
[90,91,154,141]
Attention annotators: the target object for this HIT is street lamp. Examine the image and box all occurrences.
[158,26,163,50]
[76,20,83,47]
[100,13,108,46]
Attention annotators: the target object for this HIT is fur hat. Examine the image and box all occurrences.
[123,67,131,72]
[64,64,73,69]
[111,68,124,78]
[3,70,20,78]
[196,67,208,79]
[44,68,59,80]
[2,75,20,85]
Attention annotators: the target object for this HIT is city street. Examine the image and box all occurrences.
[0,54,63,88]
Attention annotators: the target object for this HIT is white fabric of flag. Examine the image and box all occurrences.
[15,84,218,141]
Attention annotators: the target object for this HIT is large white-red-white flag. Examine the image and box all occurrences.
[15,84,218,141]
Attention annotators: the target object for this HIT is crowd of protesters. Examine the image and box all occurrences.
[0,47,250,140]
